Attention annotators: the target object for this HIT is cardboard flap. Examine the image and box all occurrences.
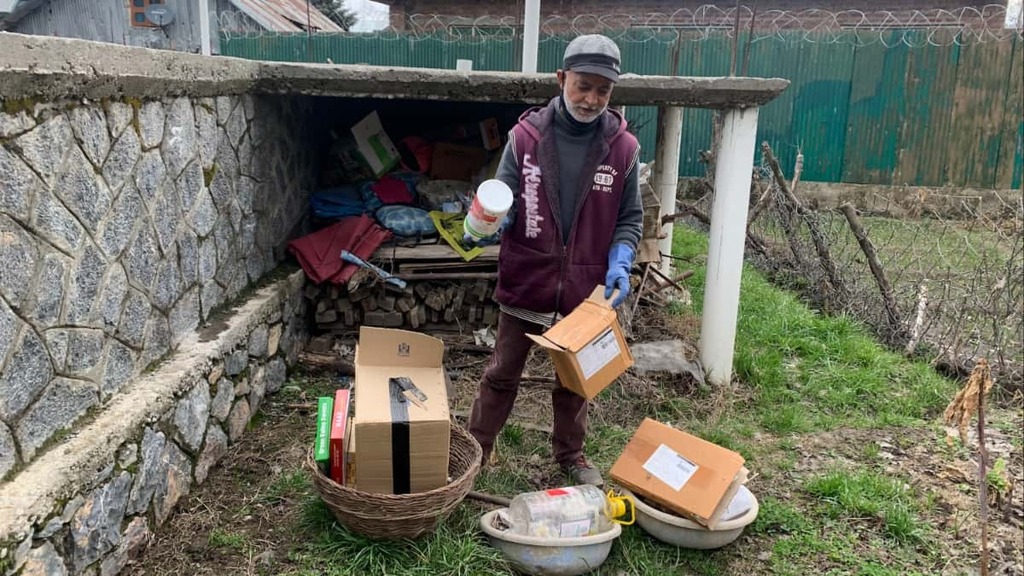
[586,285,617,307]
[526,333,564,352]
[542,301,616,352]
[355,326,443,368]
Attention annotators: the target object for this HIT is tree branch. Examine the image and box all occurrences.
[762,142,847,297]
[838,202,904,339]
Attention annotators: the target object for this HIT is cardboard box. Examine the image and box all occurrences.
[479,118,501,151]
[314,396,334,474]
[352,327,451,495]
[344,417,356,488]
[329,389,351,484]
[350,111,400,177]
[430,143,487,181]
[610,418,748,529]
[527,286,634,399]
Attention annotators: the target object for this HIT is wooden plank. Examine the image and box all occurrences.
[371,244,500,262]
[896,36,960,187]
[997,37,1023,190]
[947,39,1015,188]
[399,261,497,272]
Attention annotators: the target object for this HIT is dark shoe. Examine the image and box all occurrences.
[560,456,604,487]
[480,447,498,468]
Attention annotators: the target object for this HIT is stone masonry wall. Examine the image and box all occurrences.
[0,271,308,576]
[0,93,315,481]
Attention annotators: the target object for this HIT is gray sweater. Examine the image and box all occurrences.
[494,104,643,252]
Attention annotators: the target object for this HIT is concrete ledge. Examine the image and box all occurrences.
[0,271,306,559]
[0,32,260,100]
[0,32,789,108]
[256,62,791,107]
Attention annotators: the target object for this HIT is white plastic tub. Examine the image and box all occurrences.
[623,487,759,550]
[479,508,621,575]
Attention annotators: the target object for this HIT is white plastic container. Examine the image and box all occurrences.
[507,485,633,538]
[623,486,759,550]
[464,179,513,240]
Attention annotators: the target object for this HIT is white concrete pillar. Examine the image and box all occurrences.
[199,0,212,56]
[701,106,760,387]
[654,106,684,273]
[521,0,540,73]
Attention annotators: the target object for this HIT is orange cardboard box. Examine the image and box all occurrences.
[527,286,633,400]
[610,418,748,529]
[430,143,487,181]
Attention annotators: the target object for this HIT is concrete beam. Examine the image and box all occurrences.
[0,32,789,108]
[0,32,260,100]
[257,61,790,107]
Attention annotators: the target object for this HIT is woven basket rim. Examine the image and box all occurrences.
[307,422,481,504]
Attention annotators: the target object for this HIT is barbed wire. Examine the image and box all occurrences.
[218,5,1023,47]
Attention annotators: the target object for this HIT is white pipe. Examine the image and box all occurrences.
[654,106,684,273]
[199,0,212,56]
[456,59,473,72]
[700,106,760,387]
[521,0,540,73]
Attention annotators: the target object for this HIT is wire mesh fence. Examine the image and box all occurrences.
[217,4,1024,47]
[684,148,1023,398]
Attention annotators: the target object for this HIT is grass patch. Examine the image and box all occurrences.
[261,469,310,504]
[208,528,249,551]
[804,469,927,543]
[293,498,509,576]
[671,226,955,434]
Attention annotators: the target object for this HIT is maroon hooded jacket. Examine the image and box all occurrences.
[494,101,639,317]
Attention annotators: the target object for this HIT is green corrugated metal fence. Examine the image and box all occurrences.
[222,31,1023,190]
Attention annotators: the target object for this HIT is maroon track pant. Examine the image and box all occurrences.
[467,312,587,466]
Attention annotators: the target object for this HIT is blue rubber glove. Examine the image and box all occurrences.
[604,243,635,308]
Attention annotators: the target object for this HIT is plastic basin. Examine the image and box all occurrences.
[479,509,621,576]
[623,487,759,550]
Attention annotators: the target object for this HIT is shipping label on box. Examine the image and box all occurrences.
[351,111,400,177]
[610,418,748,529]
[352,327,451,495]
[526,286,634,399]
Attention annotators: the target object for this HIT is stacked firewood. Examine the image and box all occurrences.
[304,243,502,333]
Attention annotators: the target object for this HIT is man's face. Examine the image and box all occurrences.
[557,70,614,123]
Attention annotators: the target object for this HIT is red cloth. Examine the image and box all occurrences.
[371,175,415,204]
[287,215,391,285]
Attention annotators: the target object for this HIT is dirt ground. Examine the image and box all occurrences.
[128,304,1024,576]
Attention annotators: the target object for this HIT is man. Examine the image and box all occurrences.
[466,34,643,487]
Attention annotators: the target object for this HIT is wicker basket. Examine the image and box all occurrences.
[307,422,482,540]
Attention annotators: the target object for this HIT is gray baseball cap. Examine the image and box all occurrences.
[563,34,621,82]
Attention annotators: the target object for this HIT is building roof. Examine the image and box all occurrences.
[0,0,44,28]
[227,0,344,33]
[1,0,345,33]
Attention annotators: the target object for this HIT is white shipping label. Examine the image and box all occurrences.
[642,444,699,491]
[576,329,621,380]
